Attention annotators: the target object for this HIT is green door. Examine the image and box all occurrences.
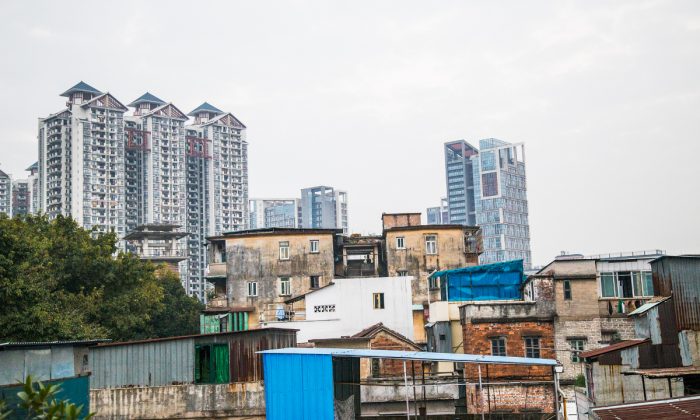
[213,344,230,383]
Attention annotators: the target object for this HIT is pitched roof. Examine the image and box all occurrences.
[188,102,223,116]
[26,162,39,171]
[128,92,166,107]
[60,81,102,97]
[591,395,700,420]
[352,322,421,350]
[628,296,671,316]
[579,339,648,359]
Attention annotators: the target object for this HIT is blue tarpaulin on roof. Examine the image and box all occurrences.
[431,260,524,301]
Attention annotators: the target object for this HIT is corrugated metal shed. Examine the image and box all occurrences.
[91,338,194,388]
[90,328,297,389]
[259,347,558,366]
[651,256,700,330]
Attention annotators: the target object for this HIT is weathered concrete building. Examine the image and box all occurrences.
[382,213,481,344]
[89,328,295,419]
[207,228,341,328]
[526,251,662,383]
[580,255,700,410]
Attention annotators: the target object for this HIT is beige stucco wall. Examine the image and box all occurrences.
[224,232,336,323]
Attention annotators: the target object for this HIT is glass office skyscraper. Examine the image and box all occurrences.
[443,138,532,269]
[444,140,479,225]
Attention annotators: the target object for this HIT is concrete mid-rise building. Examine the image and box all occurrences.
[38,82,127,238]
[299,186,348,234]
[26,162,39,214]
[0,168,11,216]
[249,198,299,229]
[11,179,30,216]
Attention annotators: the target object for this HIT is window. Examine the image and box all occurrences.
[425,235,437,255]
[397,270,408,277]
[569,339,586,363]
[491,337,506,356]
[481,172,499,197]
[524,337,541,358]
[310,275,320,289]
[618,272,633,298]
[429,276,440,290]
[563,280,572,300]
[396,236,405,249]
[371,358,380,377]
[310,240,319,253]
[247,281,258,297]
[600,273,617,297]
[279,277,291,296]
[279,241,289,260]
[642,272,654,296]
[373,293,385,309]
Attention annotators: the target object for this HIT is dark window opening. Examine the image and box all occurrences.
[310,275,320,289]
[618,272,633,298]
[563,280,572,300]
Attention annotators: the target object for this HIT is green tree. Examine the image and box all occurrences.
[0,375,93,419]
[0,214,203,342]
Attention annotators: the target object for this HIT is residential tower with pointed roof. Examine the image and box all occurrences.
[38,82,127,239]
[184,102,248,300]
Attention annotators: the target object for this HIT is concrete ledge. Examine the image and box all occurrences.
[90,382,265,419]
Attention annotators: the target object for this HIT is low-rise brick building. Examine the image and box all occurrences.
[459,290,557,415]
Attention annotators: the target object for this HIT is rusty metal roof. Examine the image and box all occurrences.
[0,339,110,349]
[624,366,700,378]
[94,328,297,348]
[579,339,648,359]
[628,296,671,316]
[591,395,700,419]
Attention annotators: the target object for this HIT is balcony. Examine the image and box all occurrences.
[208,262,226,277]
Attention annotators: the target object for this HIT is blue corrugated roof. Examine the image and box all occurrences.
[188,102,223,116]
[128,92,166,107]
[430,259,524,279]
[60,81,102,97]
[259,347,558,366]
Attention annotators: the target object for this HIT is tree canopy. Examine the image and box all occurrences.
[0,214,203,342]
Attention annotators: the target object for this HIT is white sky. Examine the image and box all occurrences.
[1,1,698,266]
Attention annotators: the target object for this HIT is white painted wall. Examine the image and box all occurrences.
[262,276,414,343]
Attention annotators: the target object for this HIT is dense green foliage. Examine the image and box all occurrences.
[0,214,203,342]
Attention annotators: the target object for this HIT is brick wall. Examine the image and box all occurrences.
[466,383,555,415]
[369,331,422,377]
[554,317,637,381]
[461,319,556,414]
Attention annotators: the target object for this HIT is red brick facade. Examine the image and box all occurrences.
[370,330,423,377]
[462,320,556,414]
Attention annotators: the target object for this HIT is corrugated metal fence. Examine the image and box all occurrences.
[91,339,194,389]
[652,256,700,331]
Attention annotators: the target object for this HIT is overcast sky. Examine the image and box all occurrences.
[1,1,698,266]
